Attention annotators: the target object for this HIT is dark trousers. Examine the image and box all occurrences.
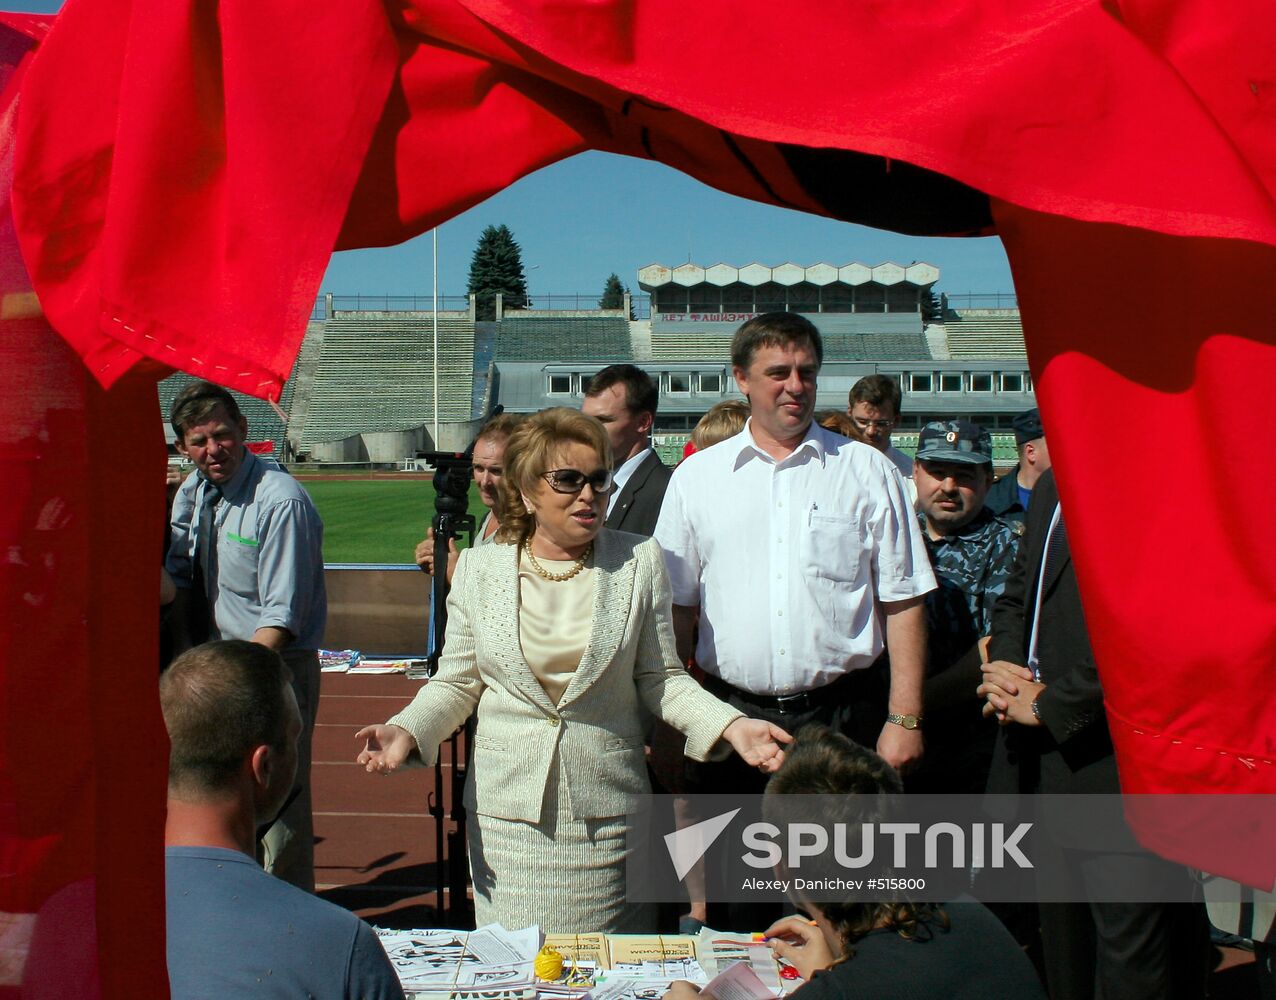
[1033,840,1210,1000]
[259,647,320,892]
[684,665,888,931]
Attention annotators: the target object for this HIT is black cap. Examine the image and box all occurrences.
[915,420,993,465]
[1012,408,1044,446]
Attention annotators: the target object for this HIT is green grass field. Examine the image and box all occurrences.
[301,479,491,564]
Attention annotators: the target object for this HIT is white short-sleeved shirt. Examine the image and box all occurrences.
[654,419,936,696]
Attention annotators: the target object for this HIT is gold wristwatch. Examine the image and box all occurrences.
[886,713,922,730]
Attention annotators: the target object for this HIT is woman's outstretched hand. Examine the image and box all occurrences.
[763,915,835,980]
[355,724,416,775]
[722,718,793,773]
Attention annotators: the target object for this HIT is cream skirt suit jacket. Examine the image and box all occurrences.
[388,529,742,931]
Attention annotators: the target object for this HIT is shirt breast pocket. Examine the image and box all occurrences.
[217,526,260,599]
[801,511,863,583]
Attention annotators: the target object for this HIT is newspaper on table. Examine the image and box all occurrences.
[695,930,791,995]
[591,934,706,1000]
[376,923,540,998]
[318,648,362,671]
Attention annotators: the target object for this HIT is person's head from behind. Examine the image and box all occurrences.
[471,413,522,512]
[582,364,658,466]
[690,400,751,452]
[496,407,613,555]
[1012,408,1051,486]
[170,381,249,486]
[847,374,901,452]
[161,640,300,824]
[815,410,867,444]
[765,724,943,958]
[731,313,823,448]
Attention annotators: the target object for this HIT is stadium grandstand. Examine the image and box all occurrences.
[157,261,1032,469]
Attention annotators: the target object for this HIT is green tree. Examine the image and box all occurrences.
[599,272,635,319]
[921,287,942,323]
[467,224,528,321]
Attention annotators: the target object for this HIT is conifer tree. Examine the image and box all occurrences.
[467,224,528,321]
[599,272,634,319]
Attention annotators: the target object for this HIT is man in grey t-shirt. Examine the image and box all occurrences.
[162,641,403,1000]
[165,380,326,890]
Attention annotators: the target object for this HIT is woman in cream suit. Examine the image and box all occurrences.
[358,408,789,932]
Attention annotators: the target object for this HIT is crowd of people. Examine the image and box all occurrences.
[156,311,1236,999]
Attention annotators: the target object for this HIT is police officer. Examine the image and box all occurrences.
[906,419,1020,793]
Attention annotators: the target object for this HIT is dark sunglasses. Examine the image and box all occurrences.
[540,467,614,495]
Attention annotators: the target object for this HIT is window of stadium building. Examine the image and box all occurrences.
[668,373,691,394]
[697,372,722,393]
[910,373,933,392]
[549,374,572,394]
[970,373,994,392]
[857,287,886,312]
[722,283,753,311]
[886,286,918,312]
[1000,373,1024,392]
[940,373,963,392]
[821,285,854,312]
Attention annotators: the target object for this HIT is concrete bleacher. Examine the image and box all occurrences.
[649,330,734,361]
[944,310,1027,360]
[299,317,476,446]
[494,315,630,361]
[158,370,297,458]
[821,331,932,361]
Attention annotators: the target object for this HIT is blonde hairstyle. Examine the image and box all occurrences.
[690,400,750,451]
[816,409,868,443]
[495,408,613,545]
[475,411,523,447]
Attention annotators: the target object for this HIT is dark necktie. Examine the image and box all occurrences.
[189,483,221,644]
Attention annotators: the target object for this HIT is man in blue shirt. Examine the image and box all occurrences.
[162,640,403,1000]
[166,380,326,890]
[985,407,1051,526]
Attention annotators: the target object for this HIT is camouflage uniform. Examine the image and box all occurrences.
[909,507,1021,792]
[923,508,1022,672]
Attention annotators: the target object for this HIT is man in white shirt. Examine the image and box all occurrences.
[582,364,672,537]
[848,373,915,481]
[655,314,936,782]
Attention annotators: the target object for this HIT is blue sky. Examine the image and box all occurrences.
[324,152,1014,300]
[9,1,1014,300]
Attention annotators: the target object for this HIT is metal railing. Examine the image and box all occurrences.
[309,292,1015,319]
[944,293,1019,310]
[326,294,473,314]
[313,293,653,319]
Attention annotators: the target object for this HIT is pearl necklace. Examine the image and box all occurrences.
[523,541,593,582]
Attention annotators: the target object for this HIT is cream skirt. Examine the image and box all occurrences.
[466,755,651,933]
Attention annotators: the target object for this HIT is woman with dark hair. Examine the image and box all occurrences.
[358,408,790,932]
[666,725,1044,1000]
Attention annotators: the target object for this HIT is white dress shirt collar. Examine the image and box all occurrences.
[730,418,827,471]
[607,446,653,516]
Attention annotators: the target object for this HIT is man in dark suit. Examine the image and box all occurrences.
[979,468,1206,1000]
[582,364,672,537]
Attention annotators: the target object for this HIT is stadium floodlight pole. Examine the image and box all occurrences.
[432,226,439,443]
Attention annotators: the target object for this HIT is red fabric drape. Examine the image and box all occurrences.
[3,1,1275,994]
[2,15,167,995]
